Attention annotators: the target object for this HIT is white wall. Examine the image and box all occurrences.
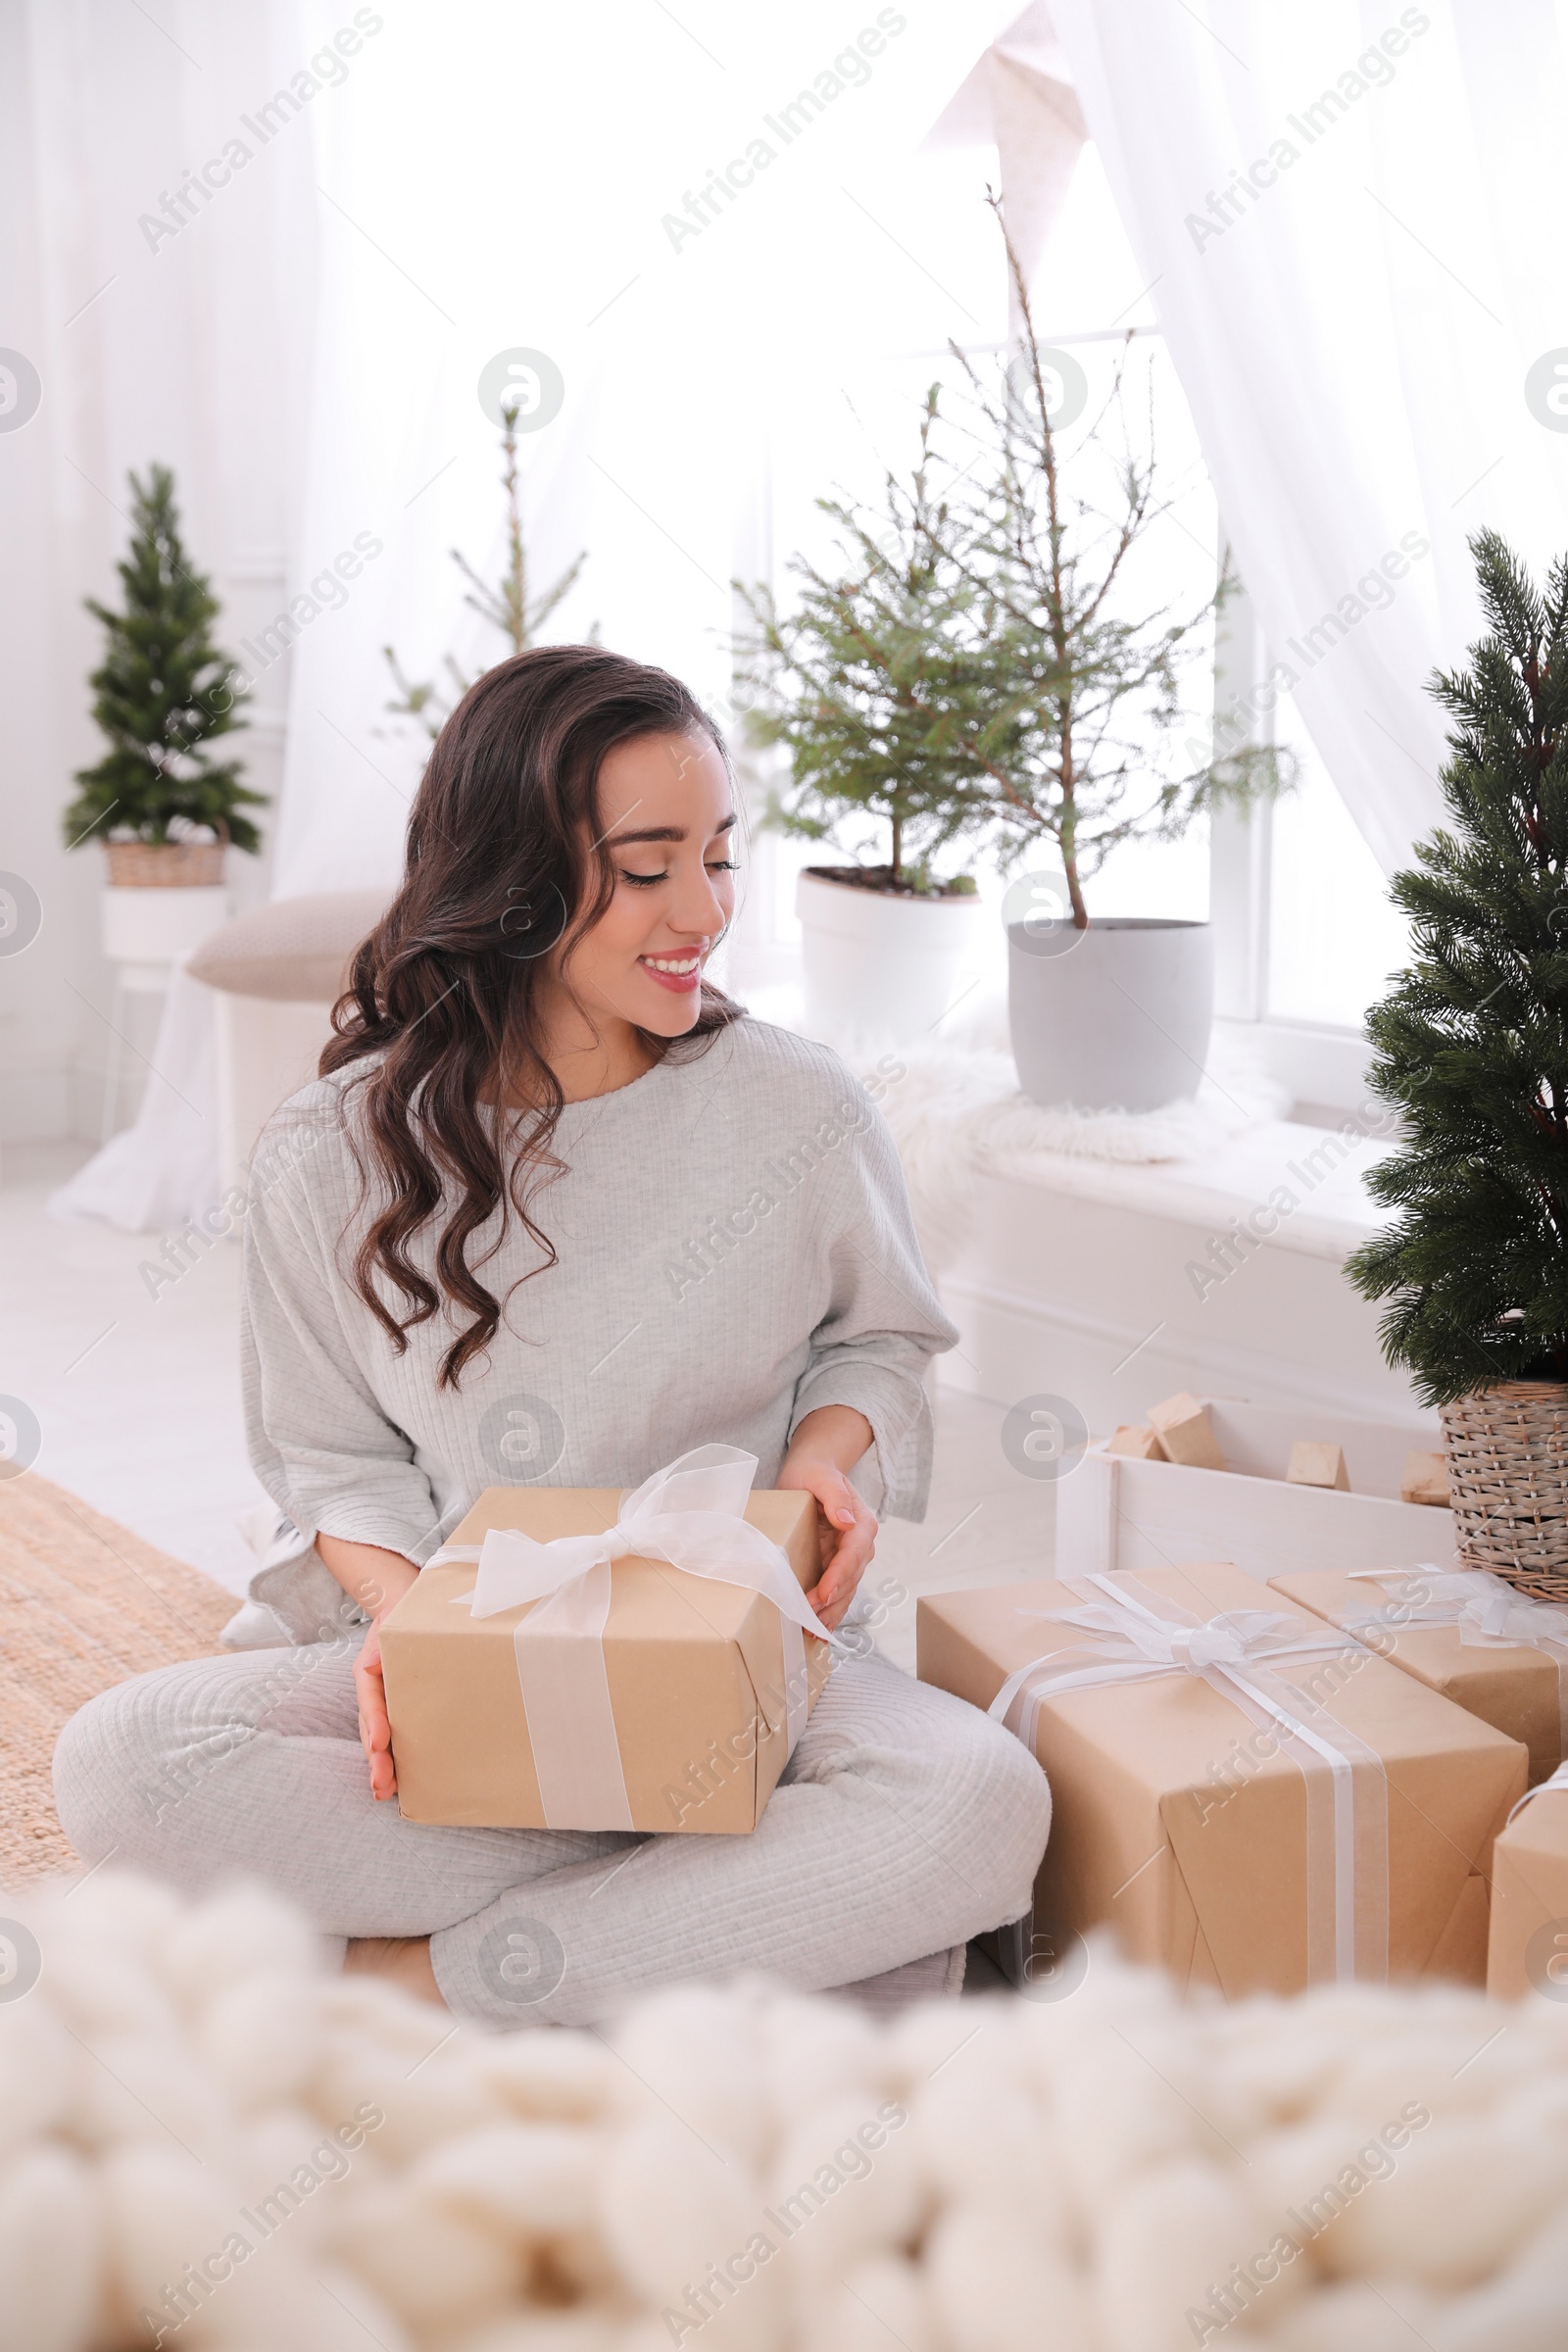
[0,0,320,1147]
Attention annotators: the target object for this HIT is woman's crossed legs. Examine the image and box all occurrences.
[54,1638,1052,2028]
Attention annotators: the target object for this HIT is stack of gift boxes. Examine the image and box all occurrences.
[918,1394,1568,2002]
[375,1419,1568,2007]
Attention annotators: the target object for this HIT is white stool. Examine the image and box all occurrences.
[98,884,231,1141]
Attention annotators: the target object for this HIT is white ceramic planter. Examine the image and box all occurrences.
[797,868,988,1045]
[1007,915,1213,1112]
[100,884,232,989]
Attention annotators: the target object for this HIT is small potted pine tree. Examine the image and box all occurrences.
[66,465,263,964]
[943,209,1285,1110]
[740,196,1285,1091]
[737,395,989,1040]
[1348,530,1568,1601]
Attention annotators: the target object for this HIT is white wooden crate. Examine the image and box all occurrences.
[1055,1397,1454,1588]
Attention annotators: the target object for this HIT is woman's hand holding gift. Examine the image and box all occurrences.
[777,1405,878,1633]
[354,1622,398,1802]
[322,1405,879,1800]
[318,1535,418,1801]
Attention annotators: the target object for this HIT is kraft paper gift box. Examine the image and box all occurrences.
[917,1561,1528,1997]
[1487,1768,1568,1997]
[1269,1565,1568,1788]
[380,1447,831,1835]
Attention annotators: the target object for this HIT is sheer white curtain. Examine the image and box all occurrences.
[8,0,317,1228]
[273,1,1018,892]
[35,0,1015,1226]
[1049,0,1568,875]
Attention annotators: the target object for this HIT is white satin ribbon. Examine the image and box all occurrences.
[428,1445,841,1830]
[1344,1566,1568,1761]
[989,1571,1390,1984]
[1506,1758,1568,1827]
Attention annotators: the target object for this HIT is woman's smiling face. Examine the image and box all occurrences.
[557,728,738,1039]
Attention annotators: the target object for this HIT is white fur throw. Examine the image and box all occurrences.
[3,1871,1566,2352]
[813,1007,1290,1276]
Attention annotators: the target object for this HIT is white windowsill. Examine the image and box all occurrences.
[721,952,1392,1265]
[973,1117,1392,1263]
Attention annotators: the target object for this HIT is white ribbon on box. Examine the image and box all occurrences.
[988,1571,1390,1984]
[1343,1566,1568,1761]
[428,1445,841,1831]
[1506,1758,1568,1826]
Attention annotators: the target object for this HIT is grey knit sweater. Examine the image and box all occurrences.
[239,1016,956,1612]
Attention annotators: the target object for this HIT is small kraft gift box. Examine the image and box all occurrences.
[380,1446,834,1834]
[917,1562,1528,1998]
[1269,1565,1568,1788]
[1487,1766,1568,1998]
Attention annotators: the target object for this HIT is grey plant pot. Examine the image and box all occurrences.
[1007,916,1214,1113]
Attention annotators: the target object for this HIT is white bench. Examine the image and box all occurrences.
[936,1116,1433,1436]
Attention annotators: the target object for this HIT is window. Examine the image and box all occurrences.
[731,136,1405,1108]
[1265,688,1411,1031]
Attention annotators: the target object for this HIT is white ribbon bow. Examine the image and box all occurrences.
[1345,1566,1568,1757]
[429,1445,841,1830]
[989,1572,1390,1984]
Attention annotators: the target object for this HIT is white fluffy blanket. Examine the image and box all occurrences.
[4,1870,1566,2352]
[831,1014,1288,1275]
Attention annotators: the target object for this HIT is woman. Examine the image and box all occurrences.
[55,646,1051,2025]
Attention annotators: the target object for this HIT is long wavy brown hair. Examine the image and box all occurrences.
[320,644,742,1387]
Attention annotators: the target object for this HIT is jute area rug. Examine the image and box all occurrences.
[0,1471,233,1882]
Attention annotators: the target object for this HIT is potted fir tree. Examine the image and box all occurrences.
[66,465,263,966]
[741,197,1285,1094]
[1348,531,1568,1600]
[737,394,989,1039]
[944,213,1285,1111]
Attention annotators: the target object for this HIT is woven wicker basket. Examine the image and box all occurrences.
[105,839,225,887]
[1440,1380,1568,1601]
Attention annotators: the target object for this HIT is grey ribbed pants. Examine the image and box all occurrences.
[53,1642,1051,2028]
